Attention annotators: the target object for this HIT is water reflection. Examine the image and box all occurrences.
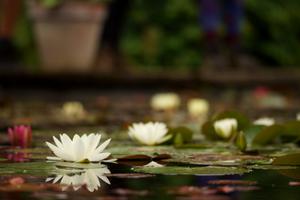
[46,165,111,192]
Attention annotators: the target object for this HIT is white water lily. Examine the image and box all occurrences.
[150,93,180,111]
[128,122,172,146]
[254,117,275,126]
[46,134,112,163]
[187,98,209,117]
[46,167,111,192]
[213,118,238,139]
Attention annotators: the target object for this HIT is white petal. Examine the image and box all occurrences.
[88,153,111,162]
[95,139,111,153]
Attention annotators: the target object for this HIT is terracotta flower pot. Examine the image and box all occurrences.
[27,1,108,73]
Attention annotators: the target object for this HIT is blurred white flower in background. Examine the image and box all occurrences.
[214,118,238,139]
[254,117,275,126]
[46,133,112,163]
[150,93,180,111]
[128,122,171,146]
[187,98,209,117]
[297,113,300,121]
[62,101,87,121]
[46,166,111,192]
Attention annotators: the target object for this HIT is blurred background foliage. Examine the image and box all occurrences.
[121,0,300,69]
[13,0,300,70]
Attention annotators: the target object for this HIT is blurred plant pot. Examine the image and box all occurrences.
[27,1,108,73]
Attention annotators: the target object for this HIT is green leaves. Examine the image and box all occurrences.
[168,127,194,146]
[201,111,250,141]
[252,125,283,145]
[235,132,247,151]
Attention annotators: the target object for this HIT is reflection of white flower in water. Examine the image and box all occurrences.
[46,134,112,163]
[46,167,111,192]
[128,122,172,146]
[254,117,275,126]
[214,118,238,139]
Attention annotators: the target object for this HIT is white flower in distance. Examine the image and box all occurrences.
[213,118,238,139]
[254,117,275,126]
[297,113,300,121]
[128,122,172,146]
[151,93,180,111]
[46,134,112,163]
[46,167,111,192]
[62,101,87,120]
[187,98,209,117]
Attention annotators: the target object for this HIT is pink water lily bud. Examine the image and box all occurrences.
[8,125,32,148]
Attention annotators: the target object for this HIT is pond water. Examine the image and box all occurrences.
[0,88,300,199]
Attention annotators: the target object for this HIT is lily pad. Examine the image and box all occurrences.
[132,166,250,176]
[0,162,56,176]
[272,153,300,166]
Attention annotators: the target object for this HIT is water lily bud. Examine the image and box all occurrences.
[128,122,172,146]
[213,118,238,139]
[8,125,32,148]
[150,93,180,111]
[187,98,209,117]
[253,117,275,126]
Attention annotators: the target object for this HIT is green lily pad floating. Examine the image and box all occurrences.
[132,166,250,176]
[272,153,300,166]
[0,162,56,176]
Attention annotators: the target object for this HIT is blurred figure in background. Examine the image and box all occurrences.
[97,0,130,74]
[199,0,254,73]
[0,0,21,66]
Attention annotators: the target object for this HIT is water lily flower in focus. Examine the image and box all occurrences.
[254,117,275,126]
[8,125,32,148]
[46,134,112,163]
[46,166,111,192]
[150,93,180,111]
[213,118,238,139]
[128,122,172,146]
[187,98,209,117]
